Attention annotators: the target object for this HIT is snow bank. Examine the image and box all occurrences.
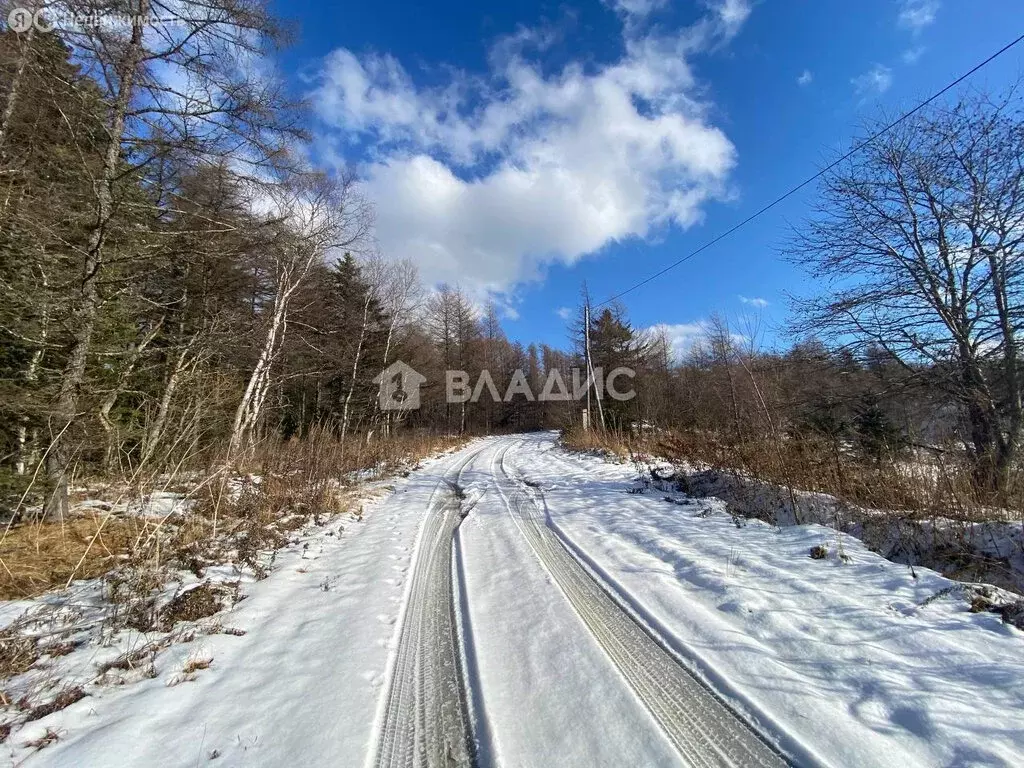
[677,467,1024,594]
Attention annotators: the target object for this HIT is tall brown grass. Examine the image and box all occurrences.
[563,425,1022,522]
[0,429,466,600]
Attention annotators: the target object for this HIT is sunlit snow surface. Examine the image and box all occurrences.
[6,434,1022,767]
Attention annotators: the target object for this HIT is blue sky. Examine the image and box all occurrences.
[273,0,1022,355]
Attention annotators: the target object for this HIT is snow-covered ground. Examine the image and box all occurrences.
[2,445,481,766]
[4,433,1022,767]
[676,464,1024,594]
[510,433,1024,766]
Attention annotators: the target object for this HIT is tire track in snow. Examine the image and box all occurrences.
[493,438,791,768]
[371,444,486,768]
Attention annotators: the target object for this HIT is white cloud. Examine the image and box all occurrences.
[313,8,746,300]
[556,307,573,320]
[606,0,750,38]
[605,0,669,19]
[739,295,768,308]
[711,0,752,39]
[851,64,892,98]
[898,0,939,33]
[797,69,812,87]
[902,46,925,64]
[648,319,752,361]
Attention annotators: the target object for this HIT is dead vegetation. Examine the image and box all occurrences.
[158,583,237,630]
[95,642,163,677]
[560,426,634,460]
[0,516,146,600]
[23,727,61,749]
[0,428,465,740]
[564,425,1021,523]
[563,425,1024,595]
[0,429,464,601]
[809,545,829,560]
[653,430,1019,523]
[181,656,212,675]
[0,630,40,680]
[25,687,86,723]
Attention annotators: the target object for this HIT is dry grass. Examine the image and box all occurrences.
[22,726,61,749]
[0,429,466,602]
[158,582,236,630]
[181,656,212,675]
[0,630,39,679]
[96,641,164,676]
[248,427,466,484]
[560,426,633,460]
[654,430,1021,522]
[563,425,1022,522]
[0,517,147,600]
[24,687,85,723]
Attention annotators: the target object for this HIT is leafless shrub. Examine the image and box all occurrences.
[158,582,238,631]
[23,726,61,749]
[181,656,212,675]
[561,426,633,460]
[95,641,164,676]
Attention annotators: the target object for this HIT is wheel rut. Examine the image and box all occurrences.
[493,439,791,768]
[371,445,485,768]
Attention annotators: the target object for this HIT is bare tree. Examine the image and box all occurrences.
[364,256,422,436]
[788,84,1024,494]
[424,285,481,433]
[228,172,371,457]
[36,0,303,519]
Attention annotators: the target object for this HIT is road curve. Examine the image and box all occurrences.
[372,435,792,768]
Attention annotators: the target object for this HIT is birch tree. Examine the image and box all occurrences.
[365,257,421,436]
[227,172,371,457]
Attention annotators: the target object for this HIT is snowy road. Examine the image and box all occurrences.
[372,448,475,768]
[491,439,787,766]
[374,435,790,767]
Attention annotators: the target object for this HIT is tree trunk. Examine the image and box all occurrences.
[229,279,290,458]
[98,319,163,470]
[987,248,1023,494]
[15,290,46,475]
[45,14,146,521]
[341,292,372,444]
[141,339,197,467]
[371,311,399,430]
[965,394,1006,494]
[954,338,1007,495]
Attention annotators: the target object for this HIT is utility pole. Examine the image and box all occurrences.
[583,297,605,431]
[584,301,592,430]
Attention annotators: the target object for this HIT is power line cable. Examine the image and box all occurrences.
[596,32,1024,307]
